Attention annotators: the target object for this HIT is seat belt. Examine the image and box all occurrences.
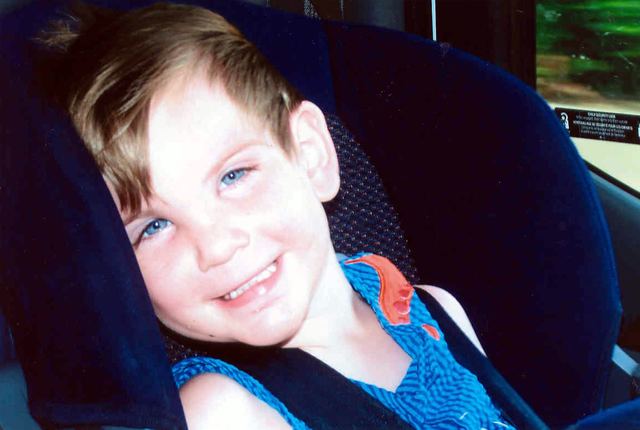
[415,289,549,430]
[165,333,412,430]
[165,288,548,429]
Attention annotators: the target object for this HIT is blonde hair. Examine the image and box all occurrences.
[40,2,302,213]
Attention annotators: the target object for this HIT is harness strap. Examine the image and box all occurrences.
[167,337,412,429]
[415,289,548,430]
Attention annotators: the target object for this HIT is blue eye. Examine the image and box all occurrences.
[221,168,247,187]
[141,218,171,239]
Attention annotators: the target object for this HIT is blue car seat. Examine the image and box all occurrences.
[0,0,635,428]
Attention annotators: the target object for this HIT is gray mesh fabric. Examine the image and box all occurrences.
[324,114,418,283]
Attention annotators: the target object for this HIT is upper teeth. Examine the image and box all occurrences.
[223,262,276,301]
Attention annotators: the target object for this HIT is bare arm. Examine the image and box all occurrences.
[416,285,486,356]
[179,373,291,430]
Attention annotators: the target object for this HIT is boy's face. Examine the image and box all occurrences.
[119,69,339,346]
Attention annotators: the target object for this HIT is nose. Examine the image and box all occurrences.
[193,220,250,272]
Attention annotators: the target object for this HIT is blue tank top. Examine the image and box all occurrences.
[172,253,514,429]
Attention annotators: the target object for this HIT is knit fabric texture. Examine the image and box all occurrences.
[344,253,514,430]
[171,254,513,429]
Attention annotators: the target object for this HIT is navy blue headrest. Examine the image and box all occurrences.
[324,22,620,426]
[0,4,185,428]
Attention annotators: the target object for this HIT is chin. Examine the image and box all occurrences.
[242,310,305,347]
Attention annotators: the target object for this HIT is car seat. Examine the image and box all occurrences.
[0,0,634,429]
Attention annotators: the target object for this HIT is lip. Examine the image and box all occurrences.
[215,257,282,309]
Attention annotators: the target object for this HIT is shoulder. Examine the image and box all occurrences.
[415,285,486,355]
[179,373,291,429]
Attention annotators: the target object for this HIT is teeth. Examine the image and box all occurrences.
[223,262,276,301]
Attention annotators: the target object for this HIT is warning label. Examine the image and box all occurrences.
[555,108,640,145]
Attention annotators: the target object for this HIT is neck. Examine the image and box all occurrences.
[282,253,372,352]
[282,252,412,392]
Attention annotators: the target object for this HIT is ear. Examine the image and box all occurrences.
[289,101,340,202]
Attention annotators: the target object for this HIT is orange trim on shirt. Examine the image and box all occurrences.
[422,324,441,341]
[346,254,413,325]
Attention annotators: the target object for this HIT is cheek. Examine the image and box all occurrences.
[249,170,326,242]
[135,244,192,307]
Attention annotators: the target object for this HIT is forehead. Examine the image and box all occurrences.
[146,69,268,193]
[148,68,260,148]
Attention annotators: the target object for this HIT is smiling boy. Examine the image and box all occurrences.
[41,2,510,429]
[133,69,345,349]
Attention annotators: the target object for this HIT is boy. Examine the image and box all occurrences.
[41,2,508,429]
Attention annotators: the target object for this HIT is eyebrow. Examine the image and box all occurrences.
[201,140,265,185]
[123,211,145,226]
[122,204,158,227]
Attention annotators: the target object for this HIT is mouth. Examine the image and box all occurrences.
[220,260,278,302]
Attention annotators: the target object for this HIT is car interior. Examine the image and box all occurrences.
[1,0,639,429]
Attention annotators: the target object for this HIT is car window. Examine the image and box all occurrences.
[537,0,640,192]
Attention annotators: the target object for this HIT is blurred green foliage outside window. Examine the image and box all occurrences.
[537,0,640,192]
[537,0,640,112]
